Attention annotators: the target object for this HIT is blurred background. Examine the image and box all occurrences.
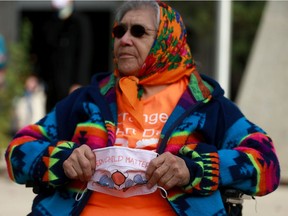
[0,0,287,214]
[0,0,266,149]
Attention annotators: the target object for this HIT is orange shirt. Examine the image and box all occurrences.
[115,77,188,150]
[81,78,187,216]
[81,190,176,216]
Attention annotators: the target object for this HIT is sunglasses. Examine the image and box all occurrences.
[112,24,156,39]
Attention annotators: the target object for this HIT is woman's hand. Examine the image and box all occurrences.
[63,144,96,182]
[146,152,190,190]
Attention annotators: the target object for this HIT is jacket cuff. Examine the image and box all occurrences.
[179,143,220,195]
[38,141,78,187]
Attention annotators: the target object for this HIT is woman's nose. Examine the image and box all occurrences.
[120,30,133,46]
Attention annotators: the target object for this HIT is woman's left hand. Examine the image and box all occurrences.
[146,152,190,190]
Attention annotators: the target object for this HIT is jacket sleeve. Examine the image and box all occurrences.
[178,98,280,197]
[218,118,280,196]
[179,142,220,196]
[5,109,78,188]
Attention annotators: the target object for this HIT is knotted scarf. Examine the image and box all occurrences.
[113,1,210,127]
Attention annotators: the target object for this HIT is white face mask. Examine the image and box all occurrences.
[87,146,166,198]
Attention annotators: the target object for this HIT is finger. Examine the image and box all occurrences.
[85,149,96,170]
[157,170,174,188]
[162,175,179,190]
[68,147,88,181]
[146,155,165,178]
[63,151,83,179]
[76,148,96,181]
[72,163,86,182]
[63,160,78,179]
[147,161,170,188]
[78,157,94,181]
[171,160,190,187]
[63,145,94,181]
[164,161,190,188]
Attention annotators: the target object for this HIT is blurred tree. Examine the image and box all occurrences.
[166,1,265,100]
[0,18,33,148]
[231,1,266,100]
[168,1,217,78]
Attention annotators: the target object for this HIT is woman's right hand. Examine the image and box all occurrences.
[63,144,96,182]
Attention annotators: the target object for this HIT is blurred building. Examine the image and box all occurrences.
[0,1,220,111]
[0,1,121,111]
[236,1,288,183]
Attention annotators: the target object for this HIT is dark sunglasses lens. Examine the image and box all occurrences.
[113,25,126,38]
[131,25,146,38]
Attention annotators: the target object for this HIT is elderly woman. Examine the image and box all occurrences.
[5,1,280,215]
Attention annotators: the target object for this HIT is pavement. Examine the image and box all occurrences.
[1,156,287,215]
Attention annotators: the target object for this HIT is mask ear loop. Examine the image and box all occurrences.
[158,186,168,198]
[75,184,88,201]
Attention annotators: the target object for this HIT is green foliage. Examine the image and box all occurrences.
[168,1,216,53]
[0,18,33,148]
[166,1,266,100]
[165,1,218,80]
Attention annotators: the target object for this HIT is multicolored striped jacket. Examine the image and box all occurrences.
[5,73,280,215]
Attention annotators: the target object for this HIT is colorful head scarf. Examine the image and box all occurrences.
[113,1,209,127]
[114,1,195,89]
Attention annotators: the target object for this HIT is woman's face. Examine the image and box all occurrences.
[113,8,157,77]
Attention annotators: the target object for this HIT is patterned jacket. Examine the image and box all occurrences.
[5,73,280,215]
